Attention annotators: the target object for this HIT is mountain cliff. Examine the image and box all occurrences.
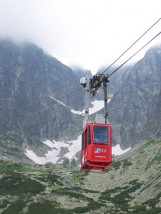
[109,44,161,149]
[141,89,161,140]
[0,39,161,163]
[0,39,85,161]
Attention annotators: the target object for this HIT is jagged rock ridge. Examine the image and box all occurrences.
[0,39,161,163]
[109,44,161,149]
[0,39,84,160]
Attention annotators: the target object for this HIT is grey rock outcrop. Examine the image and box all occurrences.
[109,44,161,149]
[0,39,84,151]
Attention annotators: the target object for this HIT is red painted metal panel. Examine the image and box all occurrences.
[81,122,112,171]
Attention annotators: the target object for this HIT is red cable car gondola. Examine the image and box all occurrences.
[81,122,112,171]
[80,72,112,171]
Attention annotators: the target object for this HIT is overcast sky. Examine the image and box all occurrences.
[0,0,160,74]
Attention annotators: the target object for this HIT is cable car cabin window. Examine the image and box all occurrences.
[93,126,108,144]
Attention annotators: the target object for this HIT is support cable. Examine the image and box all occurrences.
[102,17,161,75]
[108,31,161,78]
[58,88,83,101]
[16,88,83,116]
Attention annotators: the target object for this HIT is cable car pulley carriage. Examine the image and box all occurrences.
[80,72,112,171]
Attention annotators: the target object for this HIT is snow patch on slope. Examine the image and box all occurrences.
[25,136,81,165]
[71,100,104,115]
[25,136,130,165]
[50,96,66,107]
[112,144,131,156]
[25,150,46,165]
[49,95,110,116]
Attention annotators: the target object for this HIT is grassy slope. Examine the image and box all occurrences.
[0,138,161,214]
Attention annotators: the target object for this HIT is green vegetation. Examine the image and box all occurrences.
[82,188,99,193]
[122,159,132,167]
[99,180,142,212]
[0,131,22,156]
[131,205,146,212]
[0,173,45,195]
[154,153,161,162]
[74,199,103,213]
[145,152,161,170]
[109,158,132,171]
[0,135,160,214]
[28,200,104,214]
[130,207,161,214]
[143,192,161,208]
[0,200,8,209]
[140,138,160,151]
[71,170,86,185]
[0,160,47,174]
[100,186,128,202]
[110,160,121,170]
[53,187,87,200]
[2,200,25,214]
[46,173,63,185]
[27,201,58,214]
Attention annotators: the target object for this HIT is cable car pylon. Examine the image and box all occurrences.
[82,71,90,128]
[80,72,112,171]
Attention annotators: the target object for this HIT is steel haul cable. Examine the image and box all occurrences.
[16,88,83,116]
[108,31,161,78]
[102,17,161,75]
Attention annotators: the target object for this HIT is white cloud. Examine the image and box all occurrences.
[0,0,160,73]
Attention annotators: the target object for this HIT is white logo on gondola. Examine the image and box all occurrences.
[95,148,107,153]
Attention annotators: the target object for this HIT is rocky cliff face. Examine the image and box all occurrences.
[0,39,161,162]
[141,89,161,140]
[109,45,161,149]
[0,40,84,158]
